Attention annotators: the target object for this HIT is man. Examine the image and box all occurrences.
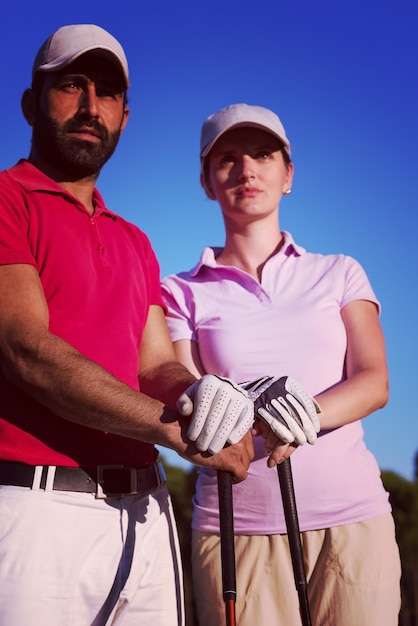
[0,24,254,625]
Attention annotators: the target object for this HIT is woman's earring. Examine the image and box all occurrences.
[285,189,292,195]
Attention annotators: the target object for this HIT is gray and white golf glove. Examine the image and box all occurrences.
[177,374,254,455]
[241,376,321,445]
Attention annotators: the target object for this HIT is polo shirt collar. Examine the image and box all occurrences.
[7,159,116,219]
[189,231,305,278]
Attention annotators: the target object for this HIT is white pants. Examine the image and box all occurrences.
[0,483,184,626]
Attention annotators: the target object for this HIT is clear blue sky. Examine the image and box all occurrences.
[2,0,417,479]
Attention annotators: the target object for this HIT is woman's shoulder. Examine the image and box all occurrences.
[283,232,361,268]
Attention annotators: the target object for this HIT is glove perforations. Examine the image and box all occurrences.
[179,374,254,454]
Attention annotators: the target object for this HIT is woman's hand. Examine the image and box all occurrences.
[253,420,298,467]
[242,375,321,445]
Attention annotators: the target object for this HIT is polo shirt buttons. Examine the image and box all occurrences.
[88,216,105,255]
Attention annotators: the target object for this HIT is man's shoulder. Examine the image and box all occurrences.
[0,161,30,203]
[0,161,23,183]
[0,160,55,193]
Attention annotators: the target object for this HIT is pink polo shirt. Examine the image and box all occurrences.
[162,232,391,533]
[0,160,163,468]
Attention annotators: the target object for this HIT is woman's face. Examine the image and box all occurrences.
[205,127,293,224]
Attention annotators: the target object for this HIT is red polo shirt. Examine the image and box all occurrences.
[0,160,162,468]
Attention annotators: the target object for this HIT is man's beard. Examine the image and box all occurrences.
[31,110,122,178]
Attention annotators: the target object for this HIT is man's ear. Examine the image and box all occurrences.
[120,105,130,133]
[21,89,36,126]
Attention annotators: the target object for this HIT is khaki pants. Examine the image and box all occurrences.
[192,513,401,626]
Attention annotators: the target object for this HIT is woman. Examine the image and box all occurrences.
[162,103,401,625]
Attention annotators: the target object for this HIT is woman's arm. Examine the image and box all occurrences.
[262,299,388,465]
[238,299,388,467]
[171,339,207,379]
[315,299,389,429]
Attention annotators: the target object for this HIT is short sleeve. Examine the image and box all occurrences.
[0,172,37,267]
[161,277,198,342]
[341,255,381,314]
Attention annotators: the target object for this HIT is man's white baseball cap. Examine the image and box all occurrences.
[200,103,291,160]
[32,24,129,88]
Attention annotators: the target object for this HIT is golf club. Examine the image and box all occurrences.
[217,470,237,626]
[277,457,312,626]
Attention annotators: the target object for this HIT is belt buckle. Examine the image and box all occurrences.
[96,465,137,499]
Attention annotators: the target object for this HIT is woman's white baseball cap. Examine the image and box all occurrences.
[200,103,291,160]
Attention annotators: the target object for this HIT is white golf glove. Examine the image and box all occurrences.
[177,374,254,454]
[241,376,321,445]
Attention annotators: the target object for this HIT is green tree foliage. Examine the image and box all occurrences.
[382,456,418,625]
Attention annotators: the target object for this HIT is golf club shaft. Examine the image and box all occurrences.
[277,457,312,626]
[217,470,237,626]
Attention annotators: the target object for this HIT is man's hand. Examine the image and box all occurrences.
[242,376,321,445]
[181,430,254,482]
[176,374,254,454]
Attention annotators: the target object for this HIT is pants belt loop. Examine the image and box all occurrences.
[32,466,44,490]
[45,466,57,491]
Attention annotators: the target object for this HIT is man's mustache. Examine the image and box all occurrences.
[63,117,109,141]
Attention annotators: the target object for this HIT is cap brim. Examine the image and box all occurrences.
[35,47,129,88]
[201,121,290,159]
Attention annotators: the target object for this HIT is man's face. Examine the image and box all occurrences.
[31,54,129,178]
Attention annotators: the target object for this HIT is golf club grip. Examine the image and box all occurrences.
[278,458,312,626]
[217,470,237,603]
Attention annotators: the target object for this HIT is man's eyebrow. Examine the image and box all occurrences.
[52,72,124,88]
[52,72,88,82]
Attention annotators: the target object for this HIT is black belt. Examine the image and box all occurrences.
[0,461,166,499]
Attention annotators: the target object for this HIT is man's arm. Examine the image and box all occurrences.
[137,305,254,469]
[137,305,197,407]
[0,264,253,479]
